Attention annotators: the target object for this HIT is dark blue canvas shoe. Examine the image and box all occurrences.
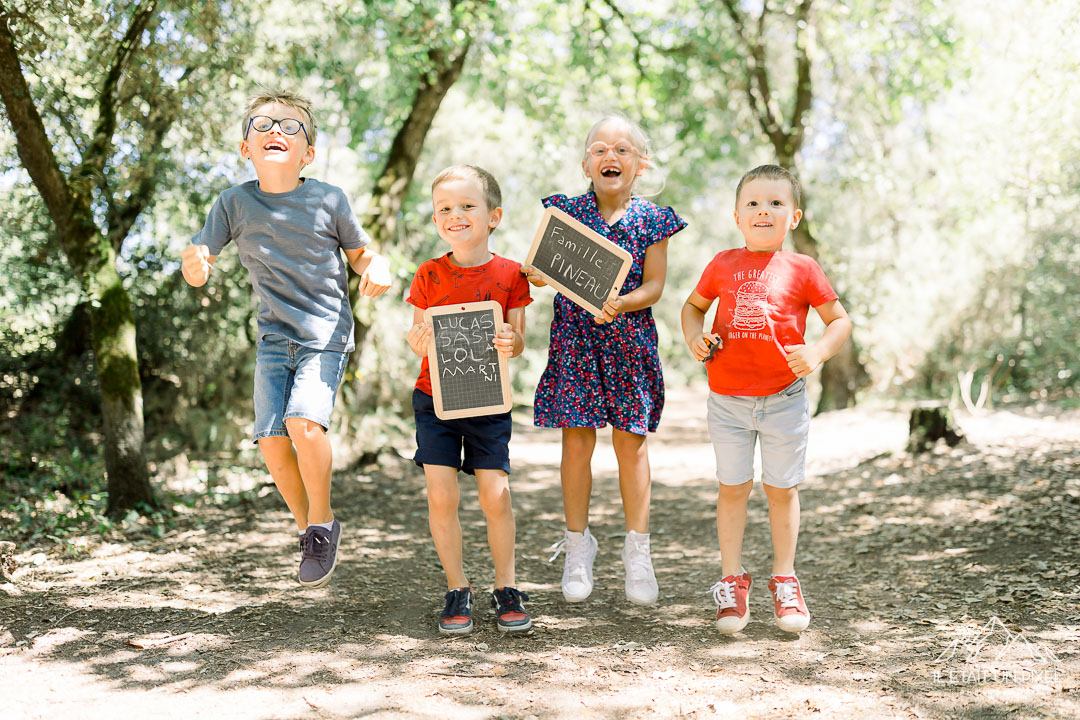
[439,587,474,636]
[298,519,341,588]
[491,586,532,633]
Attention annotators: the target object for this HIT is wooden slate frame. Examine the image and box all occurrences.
[525,206,634,317]
[425,300,512,420]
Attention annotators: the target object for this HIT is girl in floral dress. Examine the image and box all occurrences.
[522,115,686,605]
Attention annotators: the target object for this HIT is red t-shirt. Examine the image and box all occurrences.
[407,252,532,395]
[695,248,838,396]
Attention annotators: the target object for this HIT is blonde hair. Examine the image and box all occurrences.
[242,89,317,147]
[431,165,502,212]
[735,164,802,208]
[582,113,665,197]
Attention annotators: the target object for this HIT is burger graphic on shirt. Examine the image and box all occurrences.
[732,281,769,330]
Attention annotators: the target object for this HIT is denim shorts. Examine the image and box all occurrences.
[252,334,348,444]
[706,377,810,489]
[412,389,512,475]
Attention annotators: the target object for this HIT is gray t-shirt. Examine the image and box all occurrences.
[193,178,370,352]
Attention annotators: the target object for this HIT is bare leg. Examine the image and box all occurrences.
[561,428,597,532]
[717,479,753,577]
[285,417,334,525]
[425,464,468,590]
[476,469,516,588]
[258,436,309,531]
[762,483,800,576]
[612,428,650,533]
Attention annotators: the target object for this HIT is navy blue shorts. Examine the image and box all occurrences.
[412,389,512,475]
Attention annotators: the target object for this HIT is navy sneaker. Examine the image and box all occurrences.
[298,519,341,588]
[439,587,474,636]
[491,586,532,633]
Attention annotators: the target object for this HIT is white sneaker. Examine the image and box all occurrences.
[547,528,598,602]
[622,530,659,605]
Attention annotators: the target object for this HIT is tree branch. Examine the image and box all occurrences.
[0,12,75,237]
[788,0,814,155]
[598,0,647,80]
[106,66,193,250]
[79,1,158,184]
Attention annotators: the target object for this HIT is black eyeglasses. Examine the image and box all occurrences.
[245,115,311,145]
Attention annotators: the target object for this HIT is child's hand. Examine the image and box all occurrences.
[409,322,433,355]
[690,332,722,361]
[520,265,548,287]
[784,344,823,378]
[358,253,392,297]
[181,244,212,285]
[594,291,624,324]
[493,323,517,358]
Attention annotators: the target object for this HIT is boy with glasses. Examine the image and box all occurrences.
[181,89,392,588]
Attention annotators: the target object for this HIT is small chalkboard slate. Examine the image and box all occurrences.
[425,300,512,420]
[526,206,633,317]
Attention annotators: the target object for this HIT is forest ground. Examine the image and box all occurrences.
[1,386,1078,719]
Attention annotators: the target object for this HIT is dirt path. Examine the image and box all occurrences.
[2,387,1078,719]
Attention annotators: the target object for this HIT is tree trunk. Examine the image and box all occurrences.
[790,220,870,413]
[0,16,156,517]
[907,404,964,453]
[342,41,471,407]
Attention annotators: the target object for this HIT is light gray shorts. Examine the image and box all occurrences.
[706,377,809,489]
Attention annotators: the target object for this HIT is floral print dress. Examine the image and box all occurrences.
[533,192,687,434]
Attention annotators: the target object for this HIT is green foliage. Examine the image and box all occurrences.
[2,0,1078,525]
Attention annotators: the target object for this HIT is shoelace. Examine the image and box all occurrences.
[301,529,330,561]
[709,580,737,609]
[548,534,591,582]
[492,588,530,614]
[546,537,569,562]
[624,539,653,581]
[773,580,800,608]
[443,589,471,617]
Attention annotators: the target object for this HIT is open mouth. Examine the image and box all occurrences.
[600,167,622,178]
[263,139,288,152]
[753,221,773,228]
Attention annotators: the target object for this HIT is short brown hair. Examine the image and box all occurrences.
[735,164,801,208]
[431,165,502,212]
[242,89,317,147]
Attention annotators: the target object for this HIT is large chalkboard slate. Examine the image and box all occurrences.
[425,300,512,420]
[525,206,633,317]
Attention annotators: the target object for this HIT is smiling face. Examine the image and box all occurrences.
[431,176,502,251]
[582,120,648,198]
[734,177,803,253]
[239,101,315,179]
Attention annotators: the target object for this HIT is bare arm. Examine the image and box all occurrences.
[344,246,392,297]
[681,290,721,361]
[407,306,432,358]
[597,238,669,323]
[783,299,853,378]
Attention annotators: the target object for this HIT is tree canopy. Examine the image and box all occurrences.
[2,0,1077,519]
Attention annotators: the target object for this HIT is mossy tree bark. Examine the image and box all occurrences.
[0,6,158,516]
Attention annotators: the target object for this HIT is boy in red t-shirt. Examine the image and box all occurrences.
[406,165,533,636]
[681,164,852,635]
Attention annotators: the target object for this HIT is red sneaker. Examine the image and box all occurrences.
[710,572,752,634]
[768,575,810,632]
[439,587,474,636]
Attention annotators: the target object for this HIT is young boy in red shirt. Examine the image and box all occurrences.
[680,164,852,634]
[406,165,533,635]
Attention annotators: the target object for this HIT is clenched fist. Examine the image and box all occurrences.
[181,244,213,287]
